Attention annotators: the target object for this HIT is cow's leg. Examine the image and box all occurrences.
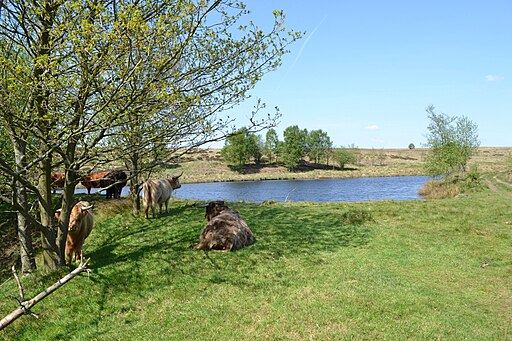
[152,203,157,218]
[76,248,84,263]
[65,244,72,264]
[165,198,170,215]
[74,240,85,262]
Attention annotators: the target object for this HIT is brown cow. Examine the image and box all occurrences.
[55,201,94,264]
[105,170,128,199]
[143,173,182,219]
[81,170,127,198]
[192,201,255,251]
[50,173,65,192]
[81,171,111,195]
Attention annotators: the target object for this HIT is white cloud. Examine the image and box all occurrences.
[365,124,380,130]
[485,75,505,82]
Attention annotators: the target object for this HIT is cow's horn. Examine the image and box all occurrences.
[192,203,209,208]
[177,171,183,178]
[81,205,93,210]
[55,208,62,213]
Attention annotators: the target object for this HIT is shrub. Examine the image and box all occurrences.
[419,166,484,199]
[458,165,484,193]
[418,179,460,199]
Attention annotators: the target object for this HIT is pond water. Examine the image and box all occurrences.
[172,176,430,203]
[73,176,430,203]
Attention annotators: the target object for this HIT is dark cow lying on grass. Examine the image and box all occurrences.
[192,201,255,251]
[143,173,182,219]
[55,201,94,264]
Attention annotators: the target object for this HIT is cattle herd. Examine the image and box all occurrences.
[51,170,128,198]
[54,171,255,265]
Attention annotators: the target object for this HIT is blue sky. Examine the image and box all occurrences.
[217,0,512,148]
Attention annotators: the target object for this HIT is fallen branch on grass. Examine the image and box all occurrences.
[0,258,91,330]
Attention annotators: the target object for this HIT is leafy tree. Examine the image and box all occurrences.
[282,125,307,170]
[306,129,332,164]
[275,140,285,163]
[222,128,250,166]
[424,106,480,177]
[334,148,357,170]
[408,143,416,150]
[264,128,280,163]
[0,0,301,271]
[221,127,264,167]
[249,134,264,165]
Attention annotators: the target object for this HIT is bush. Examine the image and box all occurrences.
[334,148,358,169]
[458,165,484,193]
[418,179,460,199]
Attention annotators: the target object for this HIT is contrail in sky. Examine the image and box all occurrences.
[291,15,328,69]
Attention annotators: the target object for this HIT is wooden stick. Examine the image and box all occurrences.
[12,265,24,302]
[0,259,90,330]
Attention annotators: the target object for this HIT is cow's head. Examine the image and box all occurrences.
[168,172,183,190]
[55,202,93,231]
[204,200,228,221]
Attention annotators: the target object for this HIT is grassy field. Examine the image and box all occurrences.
[0,172,511,339]
[175,147,512,183]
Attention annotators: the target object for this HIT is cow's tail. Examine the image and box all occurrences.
[142,181,151,217]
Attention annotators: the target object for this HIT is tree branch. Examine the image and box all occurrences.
[0,259,91,331]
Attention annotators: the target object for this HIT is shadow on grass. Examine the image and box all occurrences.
[88,201,372,274]
[78,201,374,334]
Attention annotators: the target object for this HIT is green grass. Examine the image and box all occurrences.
[1,189,511,339]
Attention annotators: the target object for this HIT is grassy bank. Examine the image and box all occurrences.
[175,147,512,183]
[1,176,511,339]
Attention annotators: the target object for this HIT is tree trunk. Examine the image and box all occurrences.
[16,190,36,275]
[30,1,61,271]
[127,154,141,216]
[38,154,61,271]
[56,171,78,261]
[11,138,36,274]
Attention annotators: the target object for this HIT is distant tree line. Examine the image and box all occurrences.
[221,126,359,171]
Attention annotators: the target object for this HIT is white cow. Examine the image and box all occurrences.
[143,173,182,219]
